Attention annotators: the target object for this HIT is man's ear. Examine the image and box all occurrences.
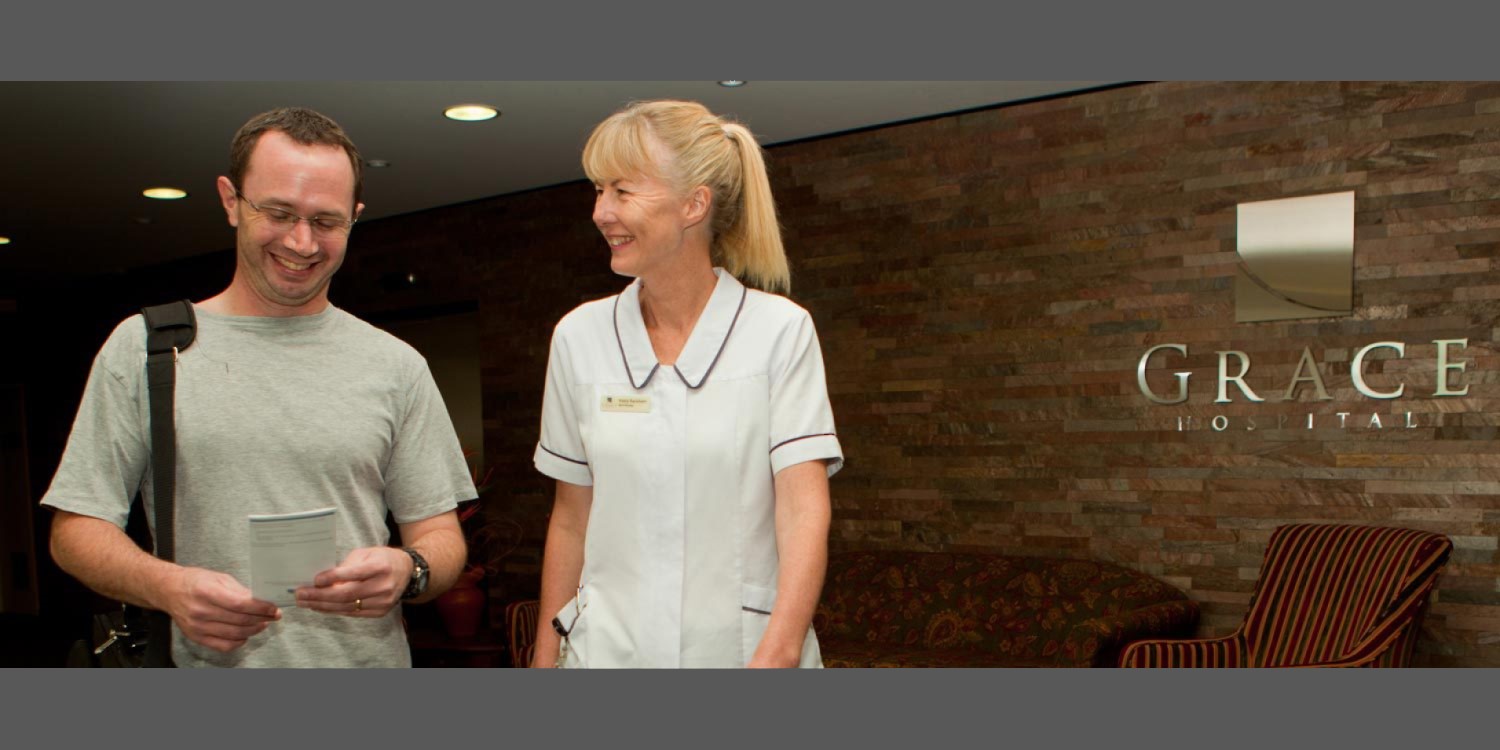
[683,185,712,227]
[217,176,239,228]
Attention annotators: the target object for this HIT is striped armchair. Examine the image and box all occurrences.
[1120,524,1452,668]
[504,599,539,668]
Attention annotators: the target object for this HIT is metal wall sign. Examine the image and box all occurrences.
[1131,190,1478,431]
[1235,191,1354,323]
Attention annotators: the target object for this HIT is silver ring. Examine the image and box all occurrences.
[354,598,363,612]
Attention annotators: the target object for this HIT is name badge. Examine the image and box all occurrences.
[601,395,651,413]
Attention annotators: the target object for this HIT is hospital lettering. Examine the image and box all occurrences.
[1176,411,1424,432]
[1136,339,1471,405]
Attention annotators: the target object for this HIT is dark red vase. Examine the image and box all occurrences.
[435,567,486,639]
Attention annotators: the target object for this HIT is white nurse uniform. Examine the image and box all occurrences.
[534,268,843,667]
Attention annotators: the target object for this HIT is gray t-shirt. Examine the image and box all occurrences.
[41,304,476,667]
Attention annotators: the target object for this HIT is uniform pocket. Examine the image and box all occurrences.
[554,590,589,668]
[741,583,777,615]
[740,583,777,665]
[739,584,824,667]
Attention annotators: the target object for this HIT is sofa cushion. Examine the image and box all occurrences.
[820,639,1060,668]
[817,550,1197,667]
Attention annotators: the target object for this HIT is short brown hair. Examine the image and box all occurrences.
[229,107,363,206]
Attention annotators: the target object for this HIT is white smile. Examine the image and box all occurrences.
[274,256,313,271]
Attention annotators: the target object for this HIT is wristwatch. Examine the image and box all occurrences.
[400,547,430,600]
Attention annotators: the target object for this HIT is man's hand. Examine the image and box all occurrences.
[163,567,281,653]
[50,512,279,654]
[295,546,413,617]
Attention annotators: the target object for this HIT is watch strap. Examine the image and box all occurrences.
[400,547,429,600]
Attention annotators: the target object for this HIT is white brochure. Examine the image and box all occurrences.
[248,507,338,607]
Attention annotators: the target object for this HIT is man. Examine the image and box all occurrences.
[42,107,474,667]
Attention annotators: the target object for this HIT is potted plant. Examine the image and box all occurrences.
[433,450,521,639]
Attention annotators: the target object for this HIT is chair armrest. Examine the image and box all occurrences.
[1119,633,1247,667]
[1297,591,1437,668]
[1287,565,1444,669]
[505,599,541,668]
[1063,599,1201,667]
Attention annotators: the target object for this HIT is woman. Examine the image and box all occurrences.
[531,100,843,668]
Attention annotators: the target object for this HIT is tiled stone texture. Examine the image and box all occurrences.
[332,82,1500,666]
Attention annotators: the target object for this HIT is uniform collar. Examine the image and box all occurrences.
[613,268,748,390]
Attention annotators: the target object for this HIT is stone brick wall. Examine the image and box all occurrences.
[104,81,1500,665]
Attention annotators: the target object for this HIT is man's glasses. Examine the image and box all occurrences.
[234,188,356,238]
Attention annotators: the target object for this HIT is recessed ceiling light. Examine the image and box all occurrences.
[143,187,188,200]
[444,104,499,122]
[0,236,10,245]
[365,159,391,168]
[717,80,747,88]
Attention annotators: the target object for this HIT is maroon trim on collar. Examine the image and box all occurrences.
[613,283,747,391]
[613,292,661,389]
[672,285,747,390]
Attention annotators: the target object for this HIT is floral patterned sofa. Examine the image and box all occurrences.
[815,550,1199,667]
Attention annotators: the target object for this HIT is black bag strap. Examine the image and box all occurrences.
[140,299,196,668]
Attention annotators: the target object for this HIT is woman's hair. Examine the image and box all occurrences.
[582,100,790,293]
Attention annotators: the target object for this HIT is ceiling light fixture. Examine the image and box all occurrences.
[444,104,499,122]
[717,80,747,88]
[142,187,188,200]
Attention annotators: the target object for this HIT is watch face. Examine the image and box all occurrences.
[403,549,430,599]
